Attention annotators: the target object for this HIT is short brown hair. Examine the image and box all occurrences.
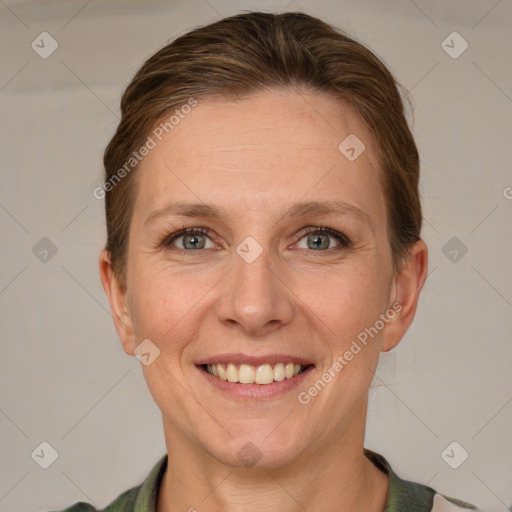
[102,11,422,285]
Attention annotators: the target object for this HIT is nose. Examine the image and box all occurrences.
[215,243,294,337]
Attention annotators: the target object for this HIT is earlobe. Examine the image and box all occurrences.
[98,250,137,356]
[381,240,428,352]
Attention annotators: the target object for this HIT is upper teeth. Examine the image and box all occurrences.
[206,362,305,384]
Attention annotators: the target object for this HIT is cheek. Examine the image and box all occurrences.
[128,268,211,354]
[296,263,390,338]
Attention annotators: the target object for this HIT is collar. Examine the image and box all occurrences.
[364,448,436,511]
[132,449,436,512]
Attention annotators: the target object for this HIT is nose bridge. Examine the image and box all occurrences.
[216,235,293,334]
[234,241,274,298]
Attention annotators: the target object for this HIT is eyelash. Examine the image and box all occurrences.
[161,225,352,253]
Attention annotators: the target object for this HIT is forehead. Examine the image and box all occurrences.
[133,89,384,221]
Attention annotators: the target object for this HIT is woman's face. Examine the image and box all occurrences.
[102,89,423,468]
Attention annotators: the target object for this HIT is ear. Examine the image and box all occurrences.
[381,239,428,352]
[98,249,137,356]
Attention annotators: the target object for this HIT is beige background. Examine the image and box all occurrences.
[0,1,511,511]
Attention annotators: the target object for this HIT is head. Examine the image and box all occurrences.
[99,12,427,468]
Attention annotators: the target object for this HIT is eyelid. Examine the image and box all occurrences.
[161,226,215,248]
[293,225,352,249]
[161,225,351,251]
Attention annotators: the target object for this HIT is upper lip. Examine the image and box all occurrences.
[195,353,315,367]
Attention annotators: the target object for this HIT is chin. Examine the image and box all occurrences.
[205,427,306,470]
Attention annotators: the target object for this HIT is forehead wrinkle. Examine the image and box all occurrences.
[144,200,375,234]
[281,200,375,233]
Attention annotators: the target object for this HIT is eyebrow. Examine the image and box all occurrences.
[144,200,374,232]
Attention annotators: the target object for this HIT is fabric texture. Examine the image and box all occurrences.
[50,449,479,512]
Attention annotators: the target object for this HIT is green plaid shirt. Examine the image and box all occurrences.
[52,449,479,512]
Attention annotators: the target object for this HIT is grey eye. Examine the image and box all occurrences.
[181,233,207,250]
[166,229,215,250]
[296,230,344,251]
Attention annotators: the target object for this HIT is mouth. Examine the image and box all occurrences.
[195,354,315,399]
[199,362,313,385]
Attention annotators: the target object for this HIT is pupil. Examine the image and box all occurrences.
[308,234,328,250]
[184,234,205,249]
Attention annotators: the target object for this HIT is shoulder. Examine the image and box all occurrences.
[49,454,167,512]
[49,486,139,512]
[364,448,481,512]
[431,493,481,511]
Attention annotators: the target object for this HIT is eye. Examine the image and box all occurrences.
[161,225,351,253]
[294,226,351,251]
[163,227,216,251]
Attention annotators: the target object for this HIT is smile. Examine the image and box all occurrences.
[202,362,310,385]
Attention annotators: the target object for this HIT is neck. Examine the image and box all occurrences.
[156,401,388,512]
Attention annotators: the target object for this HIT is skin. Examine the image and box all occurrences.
[99,88,428,512]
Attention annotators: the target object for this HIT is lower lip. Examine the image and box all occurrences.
[196,365,314,400]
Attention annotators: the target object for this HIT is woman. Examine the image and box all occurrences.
[57,11,481,512]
